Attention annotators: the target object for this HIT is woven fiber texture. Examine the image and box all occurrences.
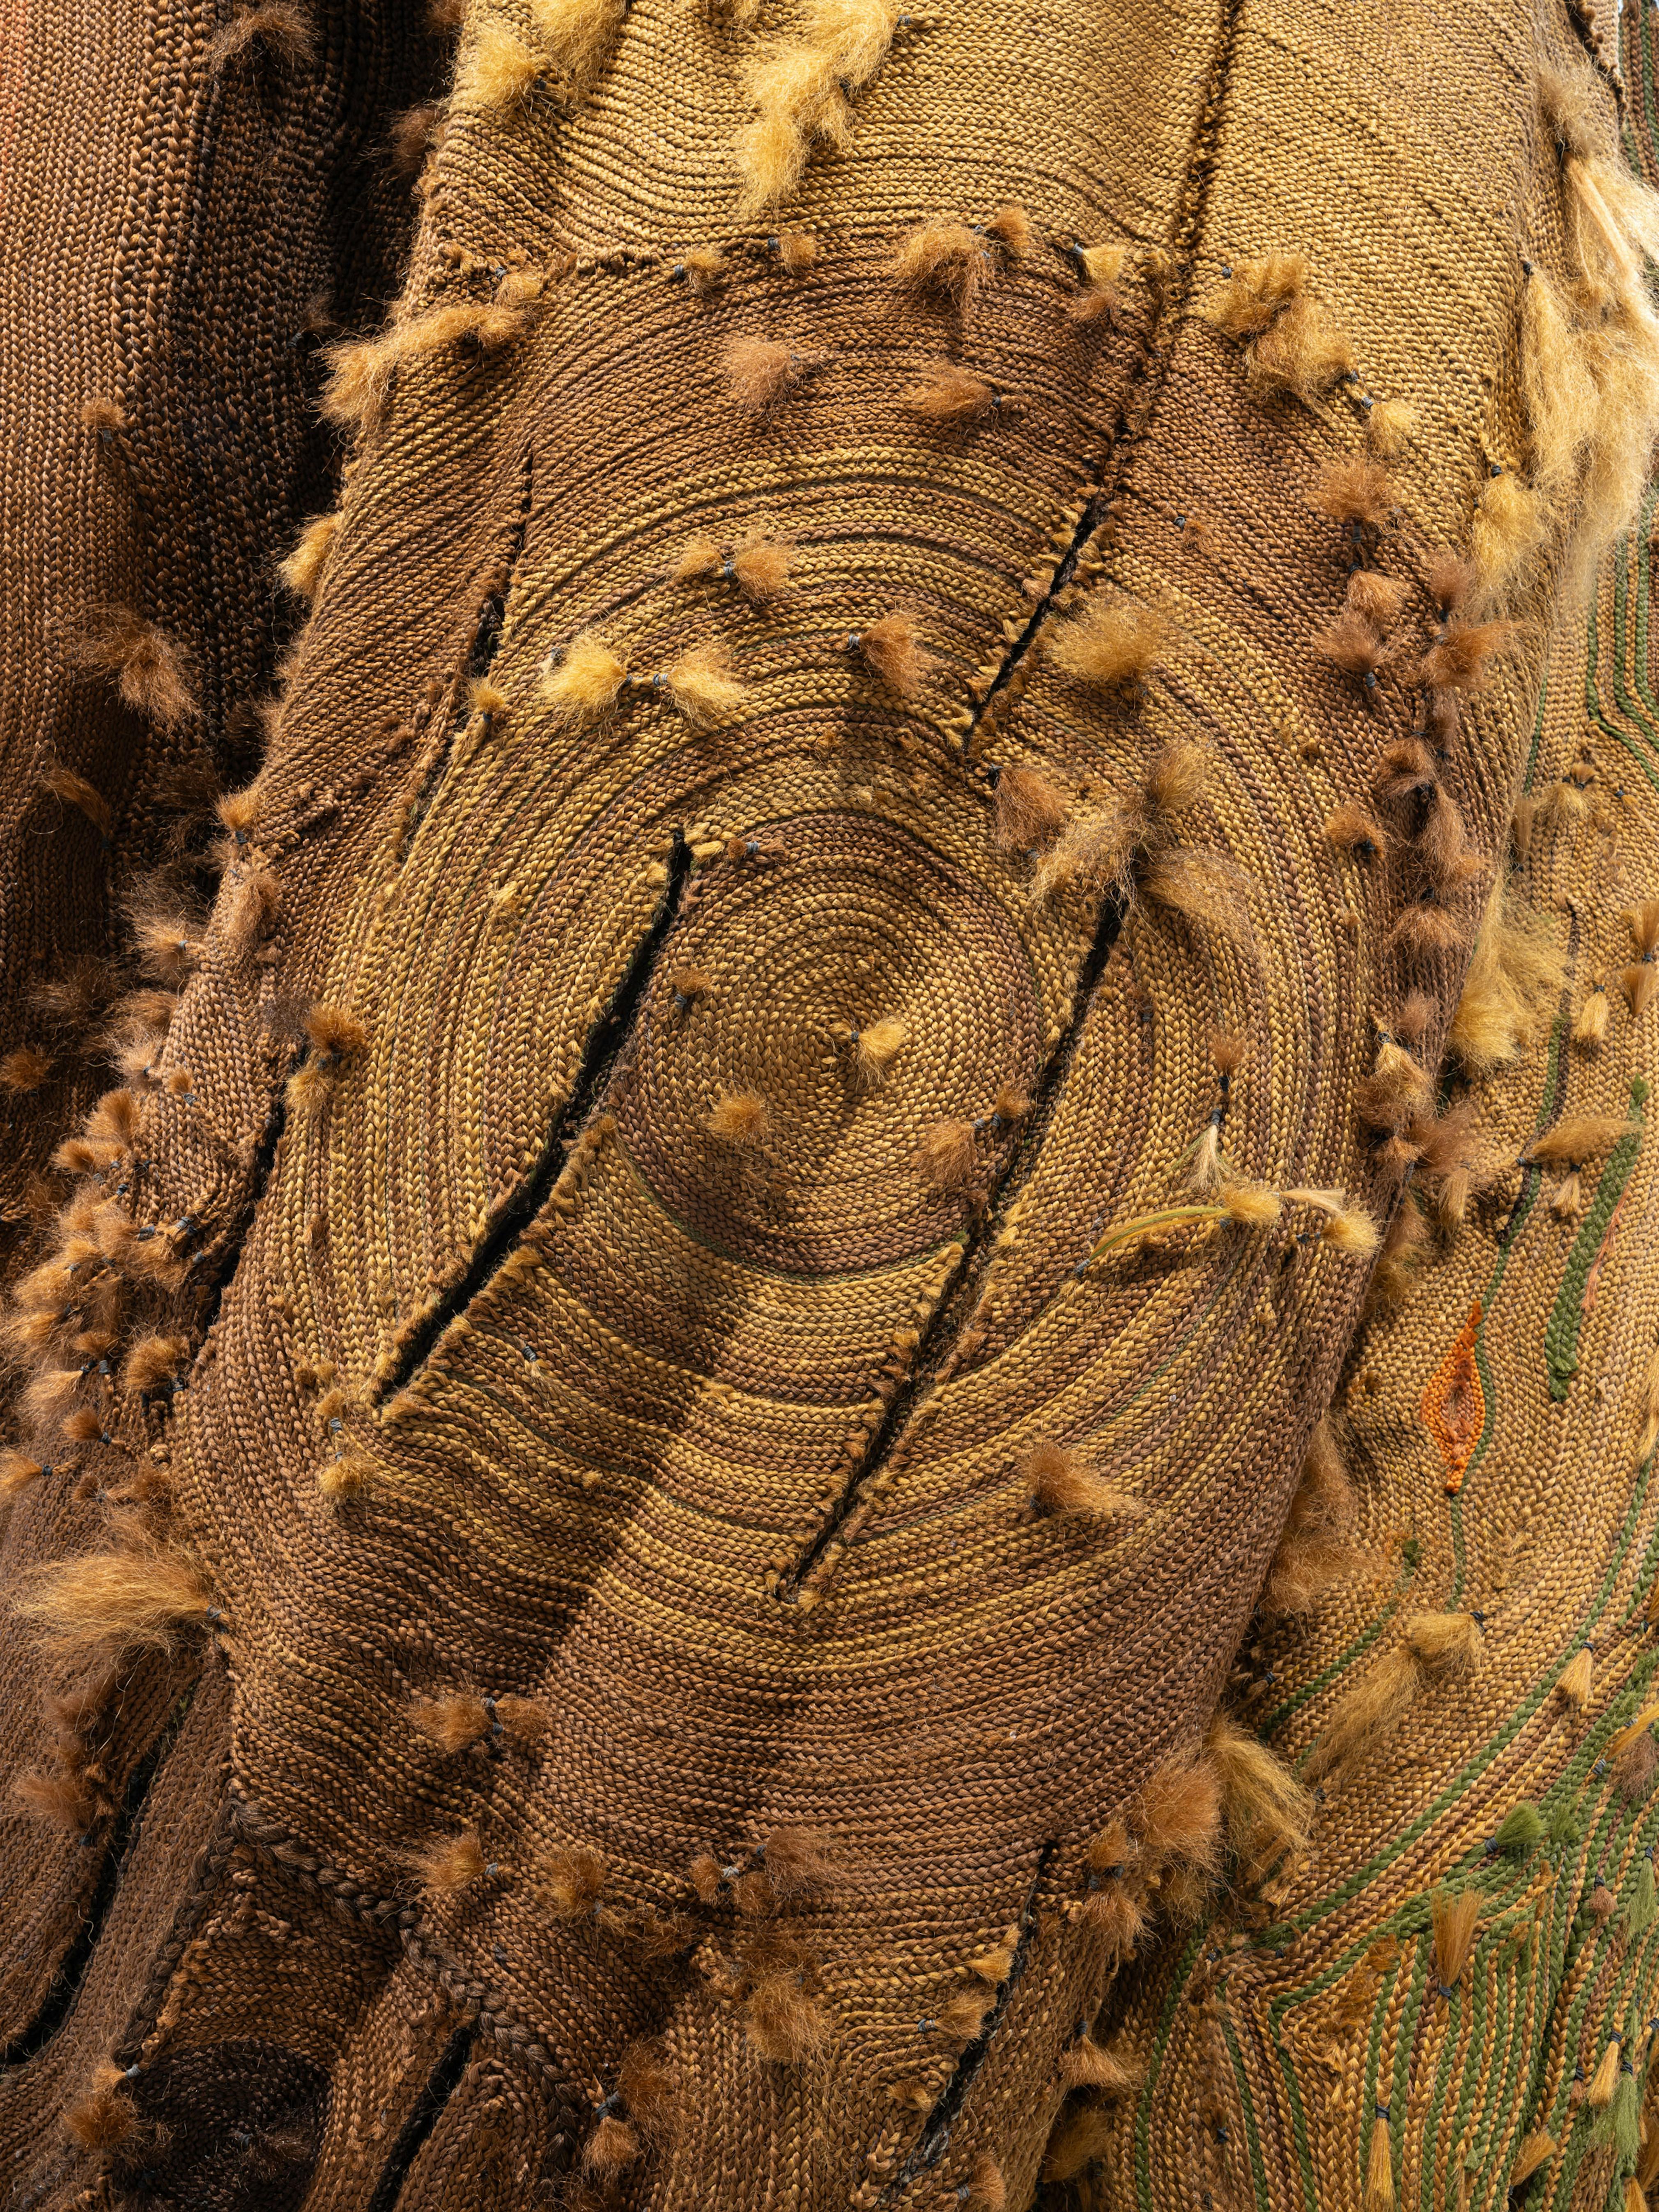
[1089,516,1659,2209]
[1086,18,1659,2210]
[0,0,440,2134]
[4,0,1659,2208]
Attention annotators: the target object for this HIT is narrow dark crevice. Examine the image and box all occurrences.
[961,0,1246,757]
[374,831,693,1399]
[155,469,538,1358]
[780,0,1249,1590]
[964,494,1112,753]
[363,2024,475,2212]
[781,884,1129,1593]
[398,449,534,864]
[191,1073,292,1339]
[1,1683,196,2070]
[889,1841,1058,2190]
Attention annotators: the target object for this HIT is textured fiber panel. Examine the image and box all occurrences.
[0,0,437,2117]
[1096,528,1659,2209]
[4,0,1656,2208]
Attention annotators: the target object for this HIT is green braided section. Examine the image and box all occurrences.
[1126,88,1659,2205]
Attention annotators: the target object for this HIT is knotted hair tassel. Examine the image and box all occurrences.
[540,633,627,726]
[744,1971,830,2061]
[1575,979,1610,1048]
[888,219,988,312]
[1313,457,1393,558]
[1611,2063,1643,2161]
[761,1823,839,1901]
[68,609,197,729]
[15,1541,217,1658]
[1041,2105,1114,2185]
[1430,1886,1480,1991]
[724,335,827,418]
[1133,1754,1224,1879]
[734,0,899,215]
[1417,617,1512,695]
[1044,595,1170,698]
[0,1042,53,1090]
[1317,609,1388,695]
[584,2113,640,2175]
[409,1691,547,1752]
[1588,2037,1622,2109]
[1324,799,1387,857]
[279,513,339,601]
[1187,1121,1222,1194]
[708,1089,772,1147]
[673,530,796,604]
[64,2063,143,2152]
[659,643,746,727]
[1182,1028,1244,1193]
[121,1333,190,1397]
[672,244,725,296]
[225,865,280,958]
[582,2036,680,2173]
[207,4,315,70]
[1367,397,1418,459]
[1402,1610,1481,1682]
[1304,1645,1421,1783]
[1347,568,1408,629]
[1557,1646,1594,1709]
[1527,1112,1641,1165]
[286,1002,368,1119]
[914,1117,980,1193]
[1365,2108,1395,2212]
[1067,239,1126,322]
[1549,1169,1585,1221]
[1205,253,1356,401]
[1057,2034,1140,2096]
[962,2150,1006,2209]
[888,205,1029,312]
[1624,898,1659,1020]
[846,611,933,695]
[839,1016,906,1093]
[937,1987,995,2044]
[1207,250,1306,336]
[535,1842,606,1918]
[412,1825,491,1895]
[41,763,114,843]
[901,361,1006,425]
[1356,1034,1433,1133]
[989,763,1068,853]
[526,0,626,88]
[1023,735,1199,905]
[1260,1417,1362,1615]
[457,18,542,108]
[1206,1712,1311,1875]
[1510,2132,1556,2187]
[1020,1440,1144,1522]
[1,1447,46,1500]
